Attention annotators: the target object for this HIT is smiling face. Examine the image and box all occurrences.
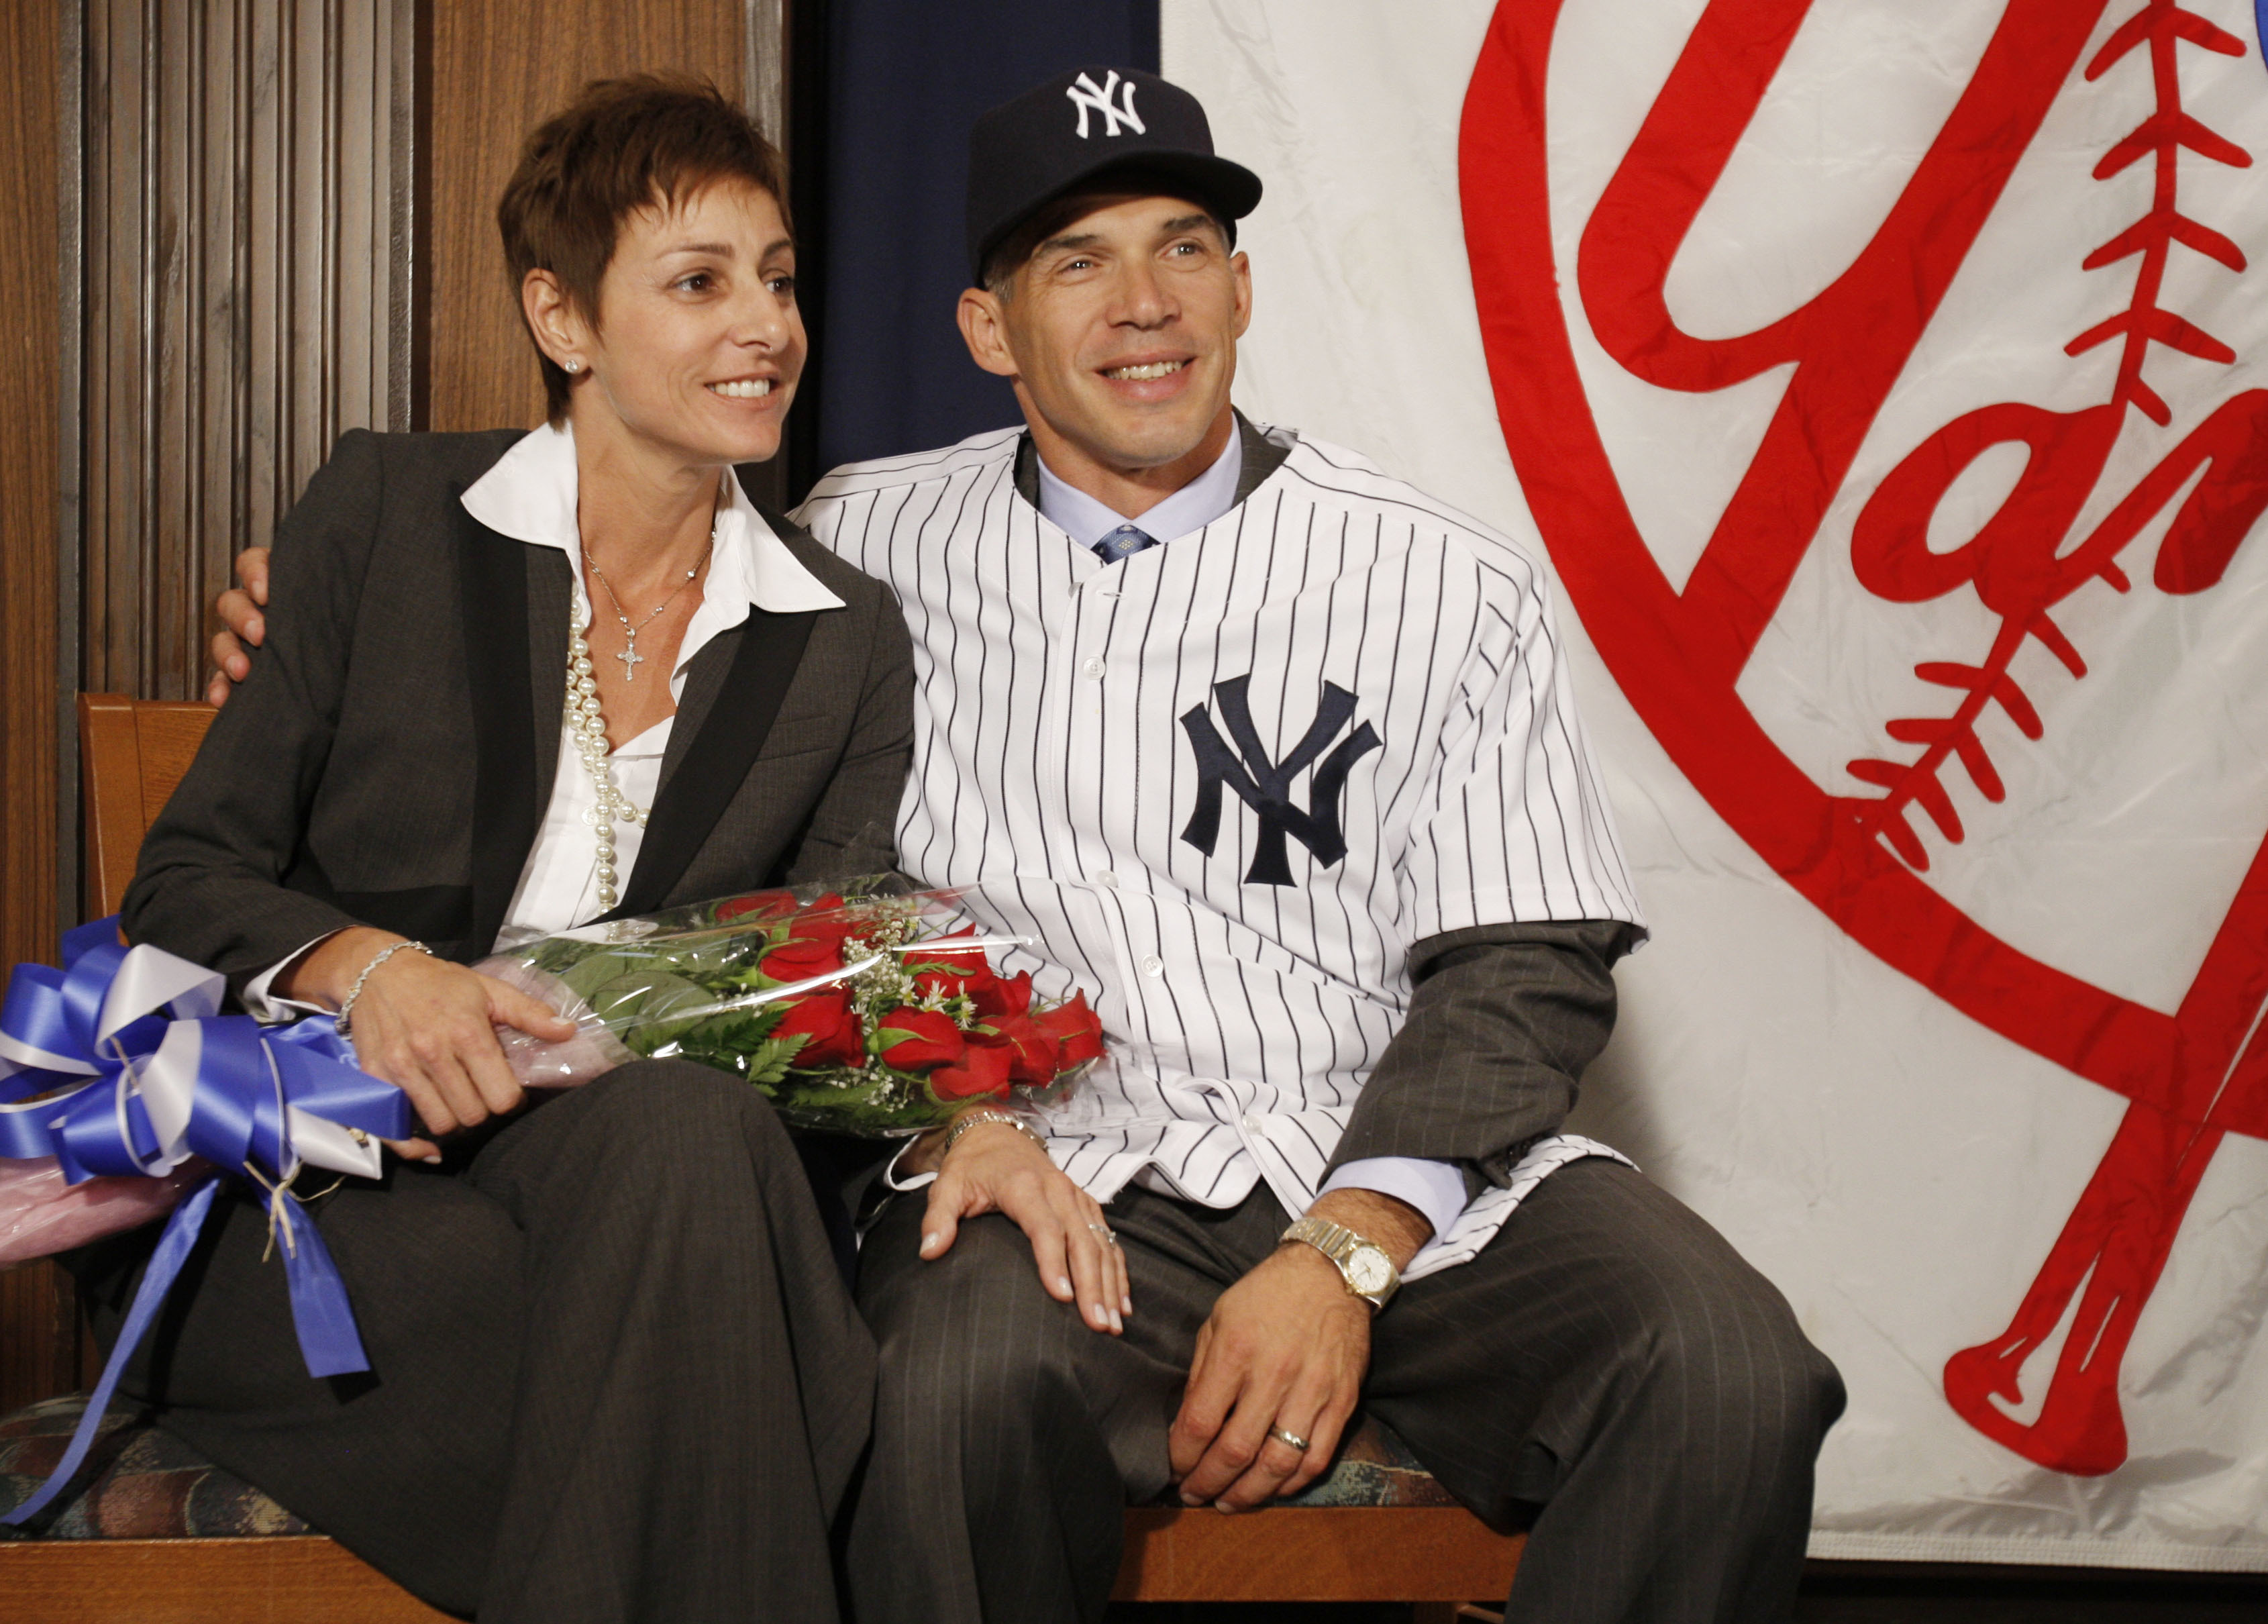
[960,192,1253,512]
[527,178,803,470]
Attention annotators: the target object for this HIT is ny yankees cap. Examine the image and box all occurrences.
[966,66,1264,285]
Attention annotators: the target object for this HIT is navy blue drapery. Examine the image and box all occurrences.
[797,0,1159,484]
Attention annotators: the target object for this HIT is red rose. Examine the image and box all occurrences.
[876,1007,967,1070]
[970,1011,1062,1086]
[763,909,862,980]
[716,890,798,923]
[762,937,846,979]
[1031,993,1106,1068]
[770,991,864,1069]
[929,1044,1015,1101]
[970,970,1033,1019]
[910,929,998,987]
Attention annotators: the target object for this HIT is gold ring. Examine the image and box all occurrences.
[1267,1425,1310,1453]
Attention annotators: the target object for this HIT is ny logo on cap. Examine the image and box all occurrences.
[1066,70,1143,140]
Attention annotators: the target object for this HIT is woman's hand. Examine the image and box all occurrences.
[282,927,578,1160]
[206,545,270,707]
[908,1117,1132,1334]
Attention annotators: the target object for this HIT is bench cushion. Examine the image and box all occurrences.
[3,1390,1457,1539]
[0,1395,307,1539]
[1277,1413,1459,1508]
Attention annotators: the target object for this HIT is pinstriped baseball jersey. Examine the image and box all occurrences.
[796,421,1644,1278]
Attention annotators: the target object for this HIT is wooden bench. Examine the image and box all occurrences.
[0,695,1525,1619]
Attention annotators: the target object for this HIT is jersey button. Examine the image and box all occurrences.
[1139,954,1164,976]
[1081,656,1106,679]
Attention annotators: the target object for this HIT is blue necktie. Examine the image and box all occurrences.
[1093,524,1157,566]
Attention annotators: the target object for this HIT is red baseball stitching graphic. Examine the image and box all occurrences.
[1844,1,2261,873]
[1459,0,2268,1476]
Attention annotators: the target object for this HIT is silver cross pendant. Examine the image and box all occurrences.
[616,635,645,680]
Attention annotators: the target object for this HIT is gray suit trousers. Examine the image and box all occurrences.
[847,1157,1843,1624]
[70,1062,875,1623]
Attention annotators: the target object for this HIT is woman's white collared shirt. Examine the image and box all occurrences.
[242,420,841,1015]
[468,421,841,947]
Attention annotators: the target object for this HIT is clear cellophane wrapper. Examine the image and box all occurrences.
[0,1155,208,1268]
[476,879,1104,1136]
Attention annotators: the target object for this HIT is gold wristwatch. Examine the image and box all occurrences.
[1281,1216,1400,1311]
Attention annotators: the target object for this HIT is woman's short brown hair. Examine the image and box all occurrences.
[497,74,790,423]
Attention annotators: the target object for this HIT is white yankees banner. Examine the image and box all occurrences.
[1164,0,2268,1570]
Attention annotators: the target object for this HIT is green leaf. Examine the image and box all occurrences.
[591,971,728,1054]
[671,1005,784,1061]
[552,950,646,1005]
[741,1033,807,1088]
[763,1068,956,1135]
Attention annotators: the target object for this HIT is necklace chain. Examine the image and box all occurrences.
[568,516,717,911]
[586,529,713,683]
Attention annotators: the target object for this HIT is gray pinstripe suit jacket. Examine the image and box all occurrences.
[124,428,914,987]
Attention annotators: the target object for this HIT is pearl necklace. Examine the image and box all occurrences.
[566,605,648,912]
[568,520,717,912]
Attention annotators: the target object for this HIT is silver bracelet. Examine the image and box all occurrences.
[336,940,431,1034]
[941,1108,1046,1161]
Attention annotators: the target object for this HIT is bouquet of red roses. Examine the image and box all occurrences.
[478,881,1106,1134]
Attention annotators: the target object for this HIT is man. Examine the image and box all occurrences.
[212,66,1843,1624]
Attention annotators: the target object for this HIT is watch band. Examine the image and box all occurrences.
[1281,1215,1400,1310]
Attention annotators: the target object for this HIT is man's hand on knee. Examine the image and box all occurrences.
[1169,1243,1371,1511]
[911,1116,1132,1335]
[1170,1188,1431,1511]
[205,545,271,707]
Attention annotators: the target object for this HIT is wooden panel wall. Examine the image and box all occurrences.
[425,0,747,434]
[76,0,417,704]
[0,0,69,1421]
[3,0,64,970]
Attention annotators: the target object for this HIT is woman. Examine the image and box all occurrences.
[78,75,905,1623]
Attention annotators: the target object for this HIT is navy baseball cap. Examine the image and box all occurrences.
[965,66,1264,285]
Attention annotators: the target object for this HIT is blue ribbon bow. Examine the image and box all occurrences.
[0,918,410,1526]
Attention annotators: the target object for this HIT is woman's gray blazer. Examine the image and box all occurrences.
[125,428,914,987]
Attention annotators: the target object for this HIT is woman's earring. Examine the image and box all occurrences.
[562,358,582,374]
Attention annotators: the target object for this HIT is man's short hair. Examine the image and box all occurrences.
[497,74,791,423]
[978,181,1231,299]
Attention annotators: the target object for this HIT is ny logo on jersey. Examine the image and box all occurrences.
[1066,70,1143,140]
[1180,676,1382,886]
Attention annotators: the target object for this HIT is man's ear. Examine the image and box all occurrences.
[1229,250,1253,342]
[523,268,590,371]
[958,287,1020,380]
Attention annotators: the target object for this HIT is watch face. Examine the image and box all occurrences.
[1347,1248,1394,1296]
